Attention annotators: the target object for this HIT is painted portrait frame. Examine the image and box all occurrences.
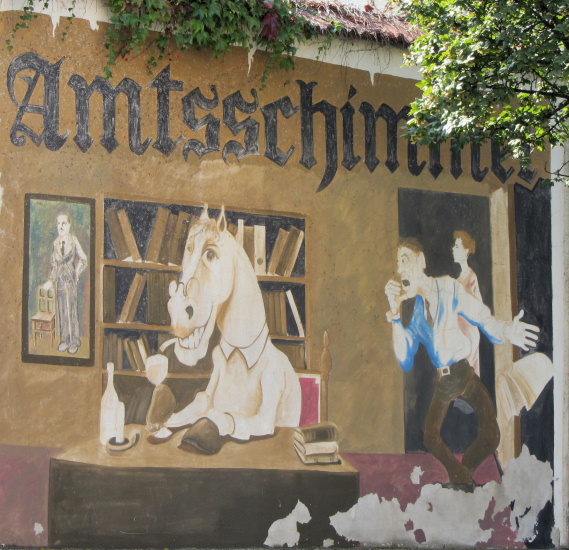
[22,194,95,366]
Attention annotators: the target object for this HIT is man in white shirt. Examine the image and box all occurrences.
[43,214,87,355]
[385,238,539,490]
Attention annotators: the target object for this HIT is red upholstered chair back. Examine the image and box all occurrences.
[297,374,321,426]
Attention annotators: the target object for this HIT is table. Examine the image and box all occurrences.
[48,427,359,547]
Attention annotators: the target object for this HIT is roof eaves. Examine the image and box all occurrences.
[293,1,419,47]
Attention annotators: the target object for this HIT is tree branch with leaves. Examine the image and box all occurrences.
[400,0,569,183]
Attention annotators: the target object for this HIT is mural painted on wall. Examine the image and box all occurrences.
[0,18,558,549]
[22,194,95,366]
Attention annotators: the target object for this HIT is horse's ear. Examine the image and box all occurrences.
[200,203,209,221]
[217,205,227,233]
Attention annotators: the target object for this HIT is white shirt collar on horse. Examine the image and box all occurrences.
[219,322,269,368]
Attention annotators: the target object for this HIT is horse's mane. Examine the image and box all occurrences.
[188,217,221,243]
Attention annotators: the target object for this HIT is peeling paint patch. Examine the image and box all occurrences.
[33,523,44,536]
[247,46,257,75]
[330,447,552,547]
[0,0,106,33]
[410,465,423,485]
[264,500,311,547]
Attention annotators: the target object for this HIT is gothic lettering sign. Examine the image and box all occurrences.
[7,53,540,192]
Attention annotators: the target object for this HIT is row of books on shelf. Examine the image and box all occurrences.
[294,422,341,465]
[236,222,304,277]
[106,207,194,266]
[104,266,305,340]
[274,342,305,371]
[105,206,304,276]
[103,334,306,373]
[262,290,305,338]
[103,267,174,326]
[103,332,151,372]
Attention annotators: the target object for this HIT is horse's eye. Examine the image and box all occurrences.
[205,249,217,262]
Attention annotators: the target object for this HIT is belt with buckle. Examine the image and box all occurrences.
[439,366,451,377]
[438,359,469,377]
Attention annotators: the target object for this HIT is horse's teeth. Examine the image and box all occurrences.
[180,326,205,350]
[193,326,204,347]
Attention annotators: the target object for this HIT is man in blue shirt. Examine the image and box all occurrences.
[384,238,539,490]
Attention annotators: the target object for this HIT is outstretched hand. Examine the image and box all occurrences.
[506,310,540,351]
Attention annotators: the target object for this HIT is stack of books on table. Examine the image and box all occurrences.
[294,422,341,465]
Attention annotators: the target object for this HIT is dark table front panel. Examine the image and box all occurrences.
[49,460,359,547]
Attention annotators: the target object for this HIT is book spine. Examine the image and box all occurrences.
[116,336,123,371]
[141,333,151,357]
[283,228,304,277]
[297,344,305,370]
[169,211,192,266]
[261,291,272,332]
[106,208,131,261]
[243,225,255,268]
[119,272,147,323]
[294,424,339,443]
[124,338,137,371]
[274,342,304,370]
[269,291,278,335]
[130,339,141,371]
[286,289,305,337]
[128,273,147,323]
[119,273,139,323]
[277,226,302,276]
[103,266,116,323]
[278,291,287,336]
[227,222,238,237]
[137,337,148,365]
[275,229,295,276]
[161,272,173,325]
[103,333,111,368]
[267,228,289,275]
[254,225,266,275]
[117,209,142,262]
[147,271,158,326]
[294,442,340,464]
[159,212,178,265]
[146,207,169,263]
[294,439,339,455]
[237,219,244,247]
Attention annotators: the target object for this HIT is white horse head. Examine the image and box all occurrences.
[167,205,266,366]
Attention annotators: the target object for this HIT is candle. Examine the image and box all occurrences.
[115,401,125,444]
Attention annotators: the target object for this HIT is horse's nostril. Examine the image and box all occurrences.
[185,306,194,320]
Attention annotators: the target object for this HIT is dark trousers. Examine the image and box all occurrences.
[423,359,500,484]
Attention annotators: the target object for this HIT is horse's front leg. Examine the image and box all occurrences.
[229,364,283,440]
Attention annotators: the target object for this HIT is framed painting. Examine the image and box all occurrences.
[22,194,95,366]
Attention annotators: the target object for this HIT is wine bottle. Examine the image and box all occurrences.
[100,362,120,444]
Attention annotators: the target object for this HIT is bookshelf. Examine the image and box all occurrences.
[101,197,310,422]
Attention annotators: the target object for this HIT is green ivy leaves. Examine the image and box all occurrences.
[9,0,337,87]
[101,0,322,83]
